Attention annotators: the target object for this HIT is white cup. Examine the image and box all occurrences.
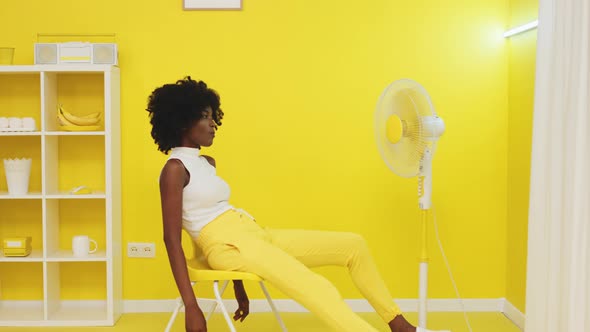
[72,235,98,257]
[22,117,36,130]
[8,117,22,129]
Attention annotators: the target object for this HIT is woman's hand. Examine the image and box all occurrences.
[233,280,250,322]
[185,305,207,332]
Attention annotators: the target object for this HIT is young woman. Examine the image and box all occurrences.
[147,77,449,332]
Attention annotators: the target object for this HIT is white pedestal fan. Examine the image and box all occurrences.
[374,79,445,329]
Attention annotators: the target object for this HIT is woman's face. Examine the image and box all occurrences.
[182,106,216,148]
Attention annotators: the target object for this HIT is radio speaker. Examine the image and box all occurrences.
[35,43,58,64]
[93,43,117,65]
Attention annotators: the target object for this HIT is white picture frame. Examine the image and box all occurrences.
[183,0,241,10]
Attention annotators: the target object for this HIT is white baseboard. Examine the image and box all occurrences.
[123,297,518,316]
[502,299,525,330]
[0,298,524,329]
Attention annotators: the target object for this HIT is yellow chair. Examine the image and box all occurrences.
[165,235,288,332]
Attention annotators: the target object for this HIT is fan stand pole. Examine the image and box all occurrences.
[417,147,434,329]
[418,209,429,328]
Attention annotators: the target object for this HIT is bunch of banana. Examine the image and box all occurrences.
[57,105,102,130]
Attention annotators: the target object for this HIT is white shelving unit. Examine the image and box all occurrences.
[0,65,121,326]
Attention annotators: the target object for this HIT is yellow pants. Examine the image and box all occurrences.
[196,209,402,331]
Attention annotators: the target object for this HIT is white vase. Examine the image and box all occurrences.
[3,158,32,195]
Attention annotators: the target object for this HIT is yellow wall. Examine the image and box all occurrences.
[1,0,510,301]
[507,0,538,313]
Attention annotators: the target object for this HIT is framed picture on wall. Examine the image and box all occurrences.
[183,0,241,10]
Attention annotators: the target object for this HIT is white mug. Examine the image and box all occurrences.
[72,235,97,257]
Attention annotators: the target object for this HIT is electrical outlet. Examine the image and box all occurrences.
[127,242,156,258]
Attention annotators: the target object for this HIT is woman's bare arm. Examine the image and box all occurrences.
[160,159,198,309]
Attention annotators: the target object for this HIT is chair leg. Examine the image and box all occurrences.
[260,281,288,331]
[165,297,184,332]
[205,280,230,321]
[214,280,237,332]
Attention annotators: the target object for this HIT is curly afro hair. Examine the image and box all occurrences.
[146,77,224,154]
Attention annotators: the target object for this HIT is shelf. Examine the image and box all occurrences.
[0,67,43,74]
[0,131,42,136]
[0,249,43,262]
[45,262,107,322]
[0,136,42,194]
[0,65,117,73]
[0,262,43,301]
[45,199,105,260]
[43,72,104,132]
[0,192,42,199]
[47,301,107,322]
[0,301,44,323]
[0,131,104,136]
[0,192,105,199]
[0,301,112,326]
[0,73,40,125]
[0,65,120,326]
[44,135,105,194]
[0,200,43,252]
[46,250,107,262]
[45,192,106,199]
[44,131,105,136]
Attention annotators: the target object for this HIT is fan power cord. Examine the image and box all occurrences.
[432,204,474,332]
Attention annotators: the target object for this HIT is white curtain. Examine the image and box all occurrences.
[525,0,590,331]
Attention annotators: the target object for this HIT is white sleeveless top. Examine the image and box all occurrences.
[168,147,233,238]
